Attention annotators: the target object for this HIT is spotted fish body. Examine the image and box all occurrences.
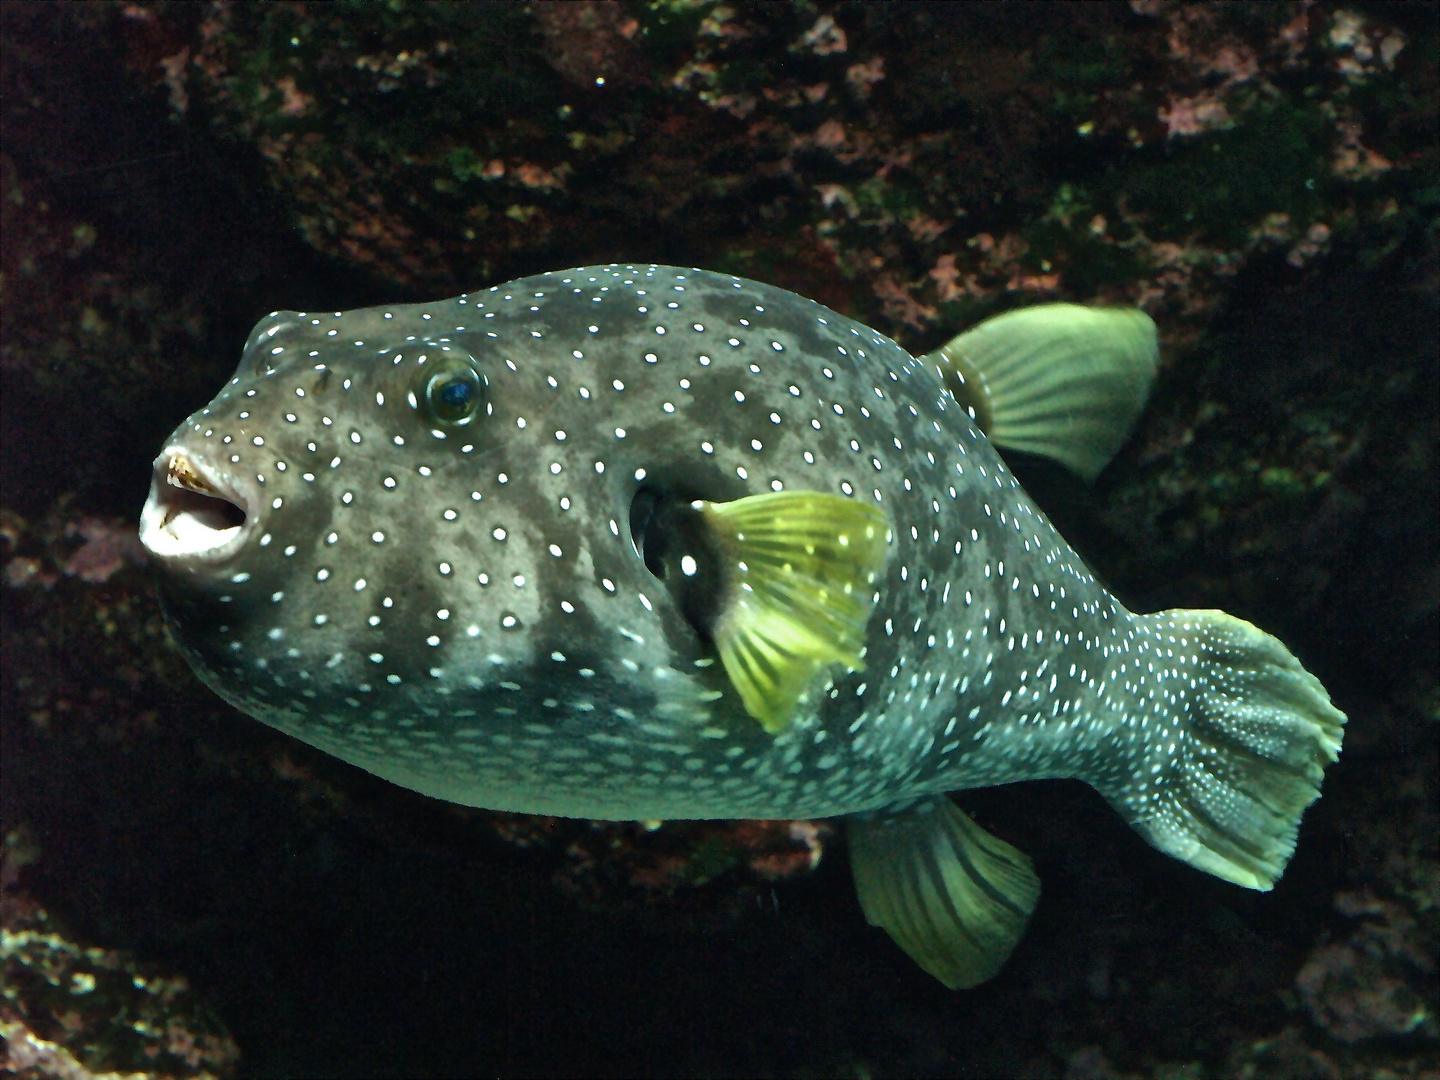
[142,265,1344,987]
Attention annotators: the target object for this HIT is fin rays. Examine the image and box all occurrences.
[923,303,1159,481]
[849,798,1040,989]
[701,491,891,733]
[1101,610,1345,891]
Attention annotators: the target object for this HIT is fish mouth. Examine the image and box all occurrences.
[139,448,255,565]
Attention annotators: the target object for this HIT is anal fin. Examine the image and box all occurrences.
[848,797,1040,988]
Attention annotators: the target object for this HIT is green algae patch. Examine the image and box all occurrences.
[1122,100,1334,250]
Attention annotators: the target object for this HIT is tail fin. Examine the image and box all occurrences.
[1103,610,1345,890]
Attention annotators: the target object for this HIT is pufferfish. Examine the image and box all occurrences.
[139,264,1345,987]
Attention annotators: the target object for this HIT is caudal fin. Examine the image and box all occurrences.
[1104,610,1345,890]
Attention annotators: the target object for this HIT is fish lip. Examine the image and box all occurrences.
[139,447,257,568]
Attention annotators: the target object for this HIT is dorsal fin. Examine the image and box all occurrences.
[923,304,1158,481]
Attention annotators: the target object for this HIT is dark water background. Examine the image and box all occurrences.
[2,4,1435,1077]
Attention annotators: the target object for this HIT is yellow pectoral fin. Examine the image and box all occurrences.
[716,601,861,734]
[701,491,891,733]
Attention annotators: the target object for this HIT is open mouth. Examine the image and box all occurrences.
[139,449,253,563]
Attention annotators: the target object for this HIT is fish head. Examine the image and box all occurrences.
[140,306,541,710]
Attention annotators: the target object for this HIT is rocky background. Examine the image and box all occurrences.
[2,2,1435,1077]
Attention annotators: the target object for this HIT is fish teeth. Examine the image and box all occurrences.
[166,452,220,496]
[141,448,252,563]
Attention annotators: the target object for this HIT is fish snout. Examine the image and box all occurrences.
[139,448,255,568]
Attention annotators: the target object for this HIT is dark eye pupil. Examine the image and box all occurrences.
[439,379,472,409]
[423,364,482,425]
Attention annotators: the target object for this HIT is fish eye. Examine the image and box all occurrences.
[419,359,485,426]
